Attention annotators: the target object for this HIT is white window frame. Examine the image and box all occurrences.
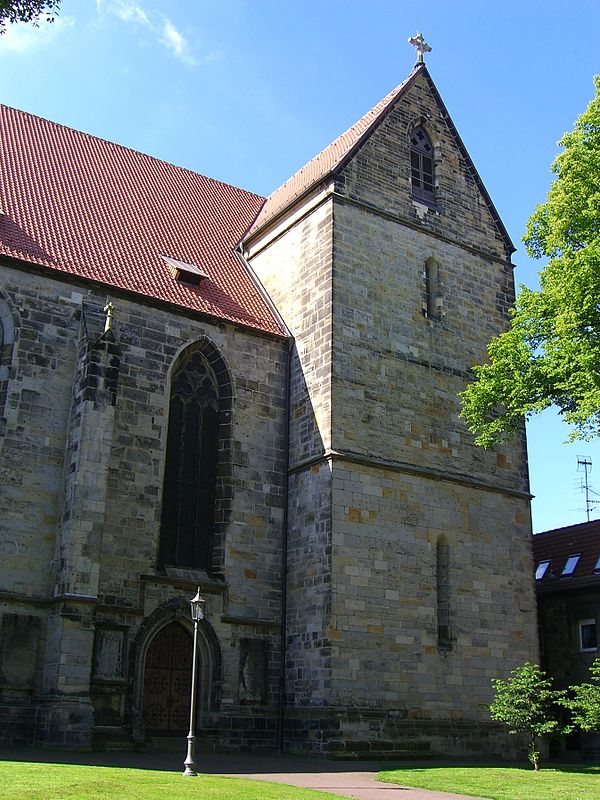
[535,560,550,580]
[562,554,581,576]
[579,618,598,652]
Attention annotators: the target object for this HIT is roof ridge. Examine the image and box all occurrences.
[0,103,266,203]
[243,66,422,239]
[535,519,600,536]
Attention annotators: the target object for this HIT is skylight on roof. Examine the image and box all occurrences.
[561,554,581,576]
[535,560,550,580]
[594,555,600,574]
[161,255,208,287]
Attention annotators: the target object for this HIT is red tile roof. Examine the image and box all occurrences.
[0,105,285,337]
[244,69,420,238]
[533,520,600,593]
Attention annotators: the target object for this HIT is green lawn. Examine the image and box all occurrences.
[379,764,600,800]
[0,761,348,800]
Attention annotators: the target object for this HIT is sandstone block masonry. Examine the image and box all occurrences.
[0,264,288,748]
[0,63,538,757]
[245,67,538,757]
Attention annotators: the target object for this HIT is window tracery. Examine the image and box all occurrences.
[159,350,220,570]
[410,126,435,204]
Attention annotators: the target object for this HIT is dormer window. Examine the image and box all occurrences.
[410,126,435,204]
[162,255,208,288]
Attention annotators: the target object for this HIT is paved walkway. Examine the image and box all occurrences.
[0,746,486,800]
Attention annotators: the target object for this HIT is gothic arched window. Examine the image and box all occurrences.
[410,126,435,204]
[159,350,220,570]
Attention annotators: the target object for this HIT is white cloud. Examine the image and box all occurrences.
[160,17,196,67]
[100,1,201,67]
[0,16,75,54]
[114,1,151,28]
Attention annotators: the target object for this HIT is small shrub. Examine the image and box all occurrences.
[489,662,566,770]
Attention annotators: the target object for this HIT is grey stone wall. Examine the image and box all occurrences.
[0,261,288,748]
[247,201,336,714]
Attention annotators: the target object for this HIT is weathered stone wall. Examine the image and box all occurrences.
[248,201,336,712]
[247,70,537,757]
[0,261,288,747]
[331,200,527,489]
[329,461,536,709]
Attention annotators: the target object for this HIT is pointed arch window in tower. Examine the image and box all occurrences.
[410,126,435,204]
[159,351,219,570]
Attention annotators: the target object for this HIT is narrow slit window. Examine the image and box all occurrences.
[410,126,435,204]
[562,554,580,576]
[436,538,452,649]
[423,257,442,319]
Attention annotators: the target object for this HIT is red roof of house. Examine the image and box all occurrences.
[245,69,418,239]
[0,105,285,337]
[533,520,600,593]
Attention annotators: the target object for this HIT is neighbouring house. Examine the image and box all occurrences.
[0,48,538,756]
[533,520,600,759]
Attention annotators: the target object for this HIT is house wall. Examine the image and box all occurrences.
[539,591,600,686]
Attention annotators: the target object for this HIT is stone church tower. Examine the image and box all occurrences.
[0,48,537,757]
[243,56,537,755]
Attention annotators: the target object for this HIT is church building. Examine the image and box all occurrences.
[0,43,538,757]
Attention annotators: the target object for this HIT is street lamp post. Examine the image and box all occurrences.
[183,588,205,777]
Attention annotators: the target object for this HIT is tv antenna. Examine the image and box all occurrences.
[577,456,600,522]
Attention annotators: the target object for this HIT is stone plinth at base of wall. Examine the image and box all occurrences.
[36,696,94,749]
[282,706,528,761]
[0,696,39,746]
[142,709,280,753]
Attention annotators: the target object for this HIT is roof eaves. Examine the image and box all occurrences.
[243,66,422,243]
[0,252,287,339]
[324,66,421,182]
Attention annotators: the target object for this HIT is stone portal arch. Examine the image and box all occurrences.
[131,599,222,737]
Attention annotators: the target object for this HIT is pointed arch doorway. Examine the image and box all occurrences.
[141,616,222,736]
[143,622,192,734]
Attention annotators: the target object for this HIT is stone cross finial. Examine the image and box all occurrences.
[408,32,431,64]
[103,301,114,333]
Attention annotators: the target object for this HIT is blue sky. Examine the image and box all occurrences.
[1,0,600,532]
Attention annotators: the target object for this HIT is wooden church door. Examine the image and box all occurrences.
[143,622,192,734]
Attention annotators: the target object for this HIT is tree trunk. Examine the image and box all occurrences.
[530,734,540,771]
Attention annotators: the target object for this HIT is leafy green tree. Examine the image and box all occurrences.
[564,657,600,732]
[461,76,600,447]
[0,0,61,33]
[489,662,565,770]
